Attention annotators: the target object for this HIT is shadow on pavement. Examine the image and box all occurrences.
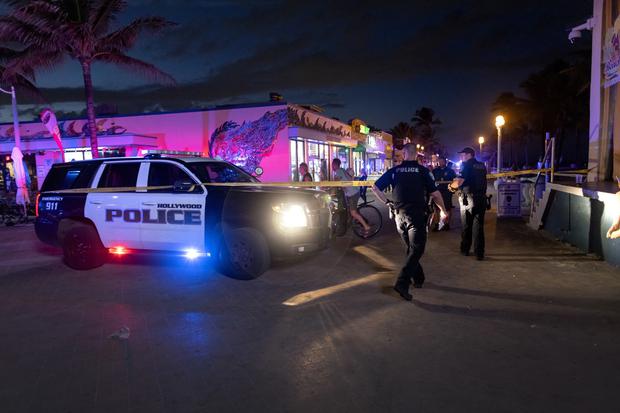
[411,298,620,328]
[423,282,620,313]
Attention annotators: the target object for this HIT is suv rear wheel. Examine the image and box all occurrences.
[61,223,106,270]
[219,227,270,279]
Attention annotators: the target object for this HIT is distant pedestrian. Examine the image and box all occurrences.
[357,168,368,204]
[332,159,372,235]
[431,157,456,230]
[372,144,448,301]
[449,147,488,260]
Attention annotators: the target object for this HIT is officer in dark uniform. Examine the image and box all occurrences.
[372,143,448,301]
[449,147,488,260]
[431,156,456,230]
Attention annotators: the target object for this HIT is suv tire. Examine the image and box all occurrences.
[62,223,106,270]
[219,227,270,279]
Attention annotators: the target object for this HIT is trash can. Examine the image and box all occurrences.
[497,179,521,218]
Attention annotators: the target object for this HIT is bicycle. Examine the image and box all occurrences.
[0,198,30,226]
[330,190,383,238]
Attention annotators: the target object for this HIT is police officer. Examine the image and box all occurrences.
[449,147,487,260]
[431,156,456,230]
[372,143,448,301]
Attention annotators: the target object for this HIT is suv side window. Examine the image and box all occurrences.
[98,162,140,191]
[41,163,100,192]
[147,162,202,193]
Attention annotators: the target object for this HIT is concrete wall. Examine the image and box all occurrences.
[544,190,620,266]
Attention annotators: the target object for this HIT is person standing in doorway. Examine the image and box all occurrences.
[299,162,312,182]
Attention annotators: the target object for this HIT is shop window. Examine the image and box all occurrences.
[289,139,305,181]
[333,146,350,171]
[307,141,328,181]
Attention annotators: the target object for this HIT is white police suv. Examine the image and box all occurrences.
[35,155,332,278]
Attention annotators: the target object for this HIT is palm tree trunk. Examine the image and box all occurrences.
[81,60,99,158]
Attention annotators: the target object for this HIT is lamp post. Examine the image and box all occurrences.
[495,115,505,172]
[478,136,484,153]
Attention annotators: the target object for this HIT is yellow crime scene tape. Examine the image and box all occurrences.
[44,168,589,194]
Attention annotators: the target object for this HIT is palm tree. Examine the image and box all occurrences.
[0,0,176,158]
[411,107,441,144]
[389,121,414,149]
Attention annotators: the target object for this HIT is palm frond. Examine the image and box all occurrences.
[96,17,176,52]
[3,48,64,81]
[95,53,175,85]
[90,0,126,35]
[0,65,43,101]
[0,16,65,52]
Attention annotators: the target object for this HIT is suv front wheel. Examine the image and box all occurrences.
[219,227,270,279]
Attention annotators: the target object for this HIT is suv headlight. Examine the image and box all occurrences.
[273,203,308,228]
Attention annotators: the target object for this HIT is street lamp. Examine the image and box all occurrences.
[495,115,505,172]
[420,145,425,151]
[416,143,420,150]
[478,136,484,153]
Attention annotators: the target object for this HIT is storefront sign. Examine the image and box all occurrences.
[604,16,620,87]
[358,125,370,134]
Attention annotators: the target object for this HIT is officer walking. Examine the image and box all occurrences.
[372,143,448,301]
[449,147,488,260]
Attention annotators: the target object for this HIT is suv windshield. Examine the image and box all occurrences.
[188,162,257,183]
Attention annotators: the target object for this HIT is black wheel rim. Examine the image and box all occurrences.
[230,240,254,270]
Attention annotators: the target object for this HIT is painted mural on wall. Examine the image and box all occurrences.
[287,105,351,138]
[0,118,128,142]
[208,109,288,173]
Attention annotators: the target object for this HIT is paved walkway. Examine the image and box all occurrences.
[0,205,619,412]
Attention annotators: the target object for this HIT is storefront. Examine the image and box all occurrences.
[0,101,392,189]
[287,104,356,181]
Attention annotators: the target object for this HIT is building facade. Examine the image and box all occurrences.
[0,102,392,190]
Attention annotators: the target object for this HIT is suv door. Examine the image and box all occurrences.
[139,160,207,253]
[84,161,145,249]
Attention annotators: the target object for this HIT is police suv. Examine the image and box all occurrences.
[35,155,332,278]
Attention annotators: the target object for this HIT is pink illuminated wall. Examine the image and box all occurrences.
[0,103,292,182]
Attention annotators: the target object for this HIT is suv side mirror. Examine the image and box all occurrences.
[173,180,195,192]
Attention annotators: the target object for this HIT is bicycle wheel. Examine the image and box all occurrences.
[352,204,382,238]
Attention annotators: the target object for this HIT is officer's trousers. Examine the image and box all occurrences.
[459,196,486,257]
[394,208,427,287]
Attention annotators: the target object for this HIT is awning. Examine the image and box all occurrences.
[352,143,366,153]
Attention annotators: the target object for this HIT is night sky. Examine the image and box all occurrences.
[4,0,593,155]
